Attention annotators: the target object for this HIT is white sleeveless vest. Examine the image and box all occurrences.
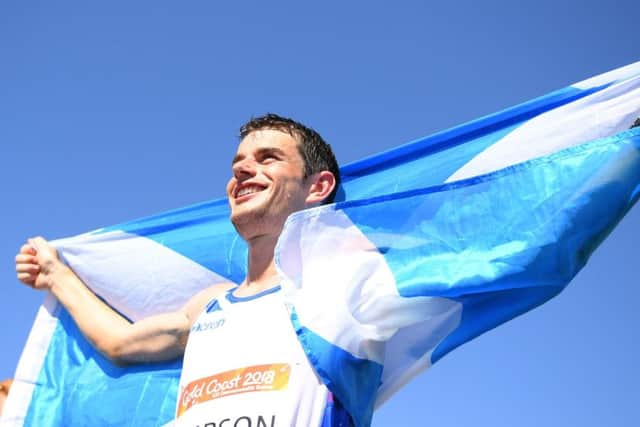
[175,286,330,427]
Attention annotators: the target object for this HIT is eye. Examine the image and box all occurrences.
[260,153,278,163]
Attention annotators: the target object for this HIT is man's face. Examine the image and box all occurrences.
[227,129,311,239]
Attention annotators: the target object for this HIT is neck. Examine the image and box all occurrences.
[237,233,280,296]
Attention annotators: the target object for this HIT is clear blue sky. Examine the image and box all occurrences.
[1,2,638,426]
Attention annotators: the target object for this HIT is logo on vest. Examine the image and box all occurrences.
[178,364,291,417]
[191,317,225,333]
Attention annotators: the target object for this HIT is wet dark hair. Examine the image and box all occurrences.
[239,113,341,204]
[631,117,640,129]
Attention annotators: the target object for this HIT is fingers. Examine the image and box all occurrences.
[27,236,59,260]
[17,272,37,286]
[16,261,40,275]
[16,238,48,288]
[15,253,37,264]
[20,243,36,255]
[16,252,40,285]
[28,236,48,253]
[15,263,39,284]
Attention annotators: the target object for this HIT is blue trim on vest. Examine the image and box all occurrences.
[226,285,282,303]
[206,285,282,312]
[205,299,221,313]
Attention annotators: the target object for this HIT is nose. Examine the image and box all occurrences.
[232,157,257,181]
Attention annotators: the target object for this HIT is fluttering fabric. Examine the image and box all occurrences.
[2,62,639,427]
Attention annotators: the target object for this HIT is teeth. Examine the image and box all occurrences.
[237,185,263,197]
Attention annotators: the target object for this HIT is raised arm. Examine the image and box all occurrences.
[15,237,234,366]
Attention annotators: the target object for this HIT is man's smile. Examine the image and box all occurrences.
[233,183,267,201]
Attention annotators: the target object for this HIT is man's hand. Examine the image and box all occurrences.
[15,237,66,291]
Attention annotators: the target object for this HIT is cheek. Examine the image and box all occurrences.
[226,178,235,196]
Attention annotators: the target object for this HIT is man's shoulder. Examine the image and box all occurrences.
[182,282,237,323]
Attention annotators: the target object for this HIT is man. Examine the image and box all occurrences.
[15,114,640,426]
[15,114,349,426]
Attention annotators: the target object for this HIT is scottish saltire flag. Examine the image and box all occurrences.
[3,62,640,427]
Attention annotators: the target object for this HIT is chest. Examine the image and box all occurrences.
[176,289,329,426]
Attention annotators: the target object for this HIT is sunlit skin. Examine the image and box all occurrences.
[227,129,312,241]
[226,129,335,296]
[13,127,336,365]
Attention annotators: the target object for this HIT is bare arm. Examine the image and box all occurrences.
[15,237,234,366]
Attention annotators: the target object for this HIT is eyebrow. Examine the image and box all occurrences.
[231,147,287,165]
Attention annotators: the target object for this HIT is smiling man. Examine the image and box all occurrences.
[15,114,351,426]
[226,116,338,298]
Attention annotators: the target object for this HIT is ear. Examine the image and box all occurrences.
[305,171,336,206]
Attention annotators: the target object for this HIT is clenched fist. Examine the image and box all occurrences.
[15,237,65,291]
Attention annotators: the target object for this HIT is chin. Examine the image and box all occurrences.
[231,208,264,232]
[230,209,288,241]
